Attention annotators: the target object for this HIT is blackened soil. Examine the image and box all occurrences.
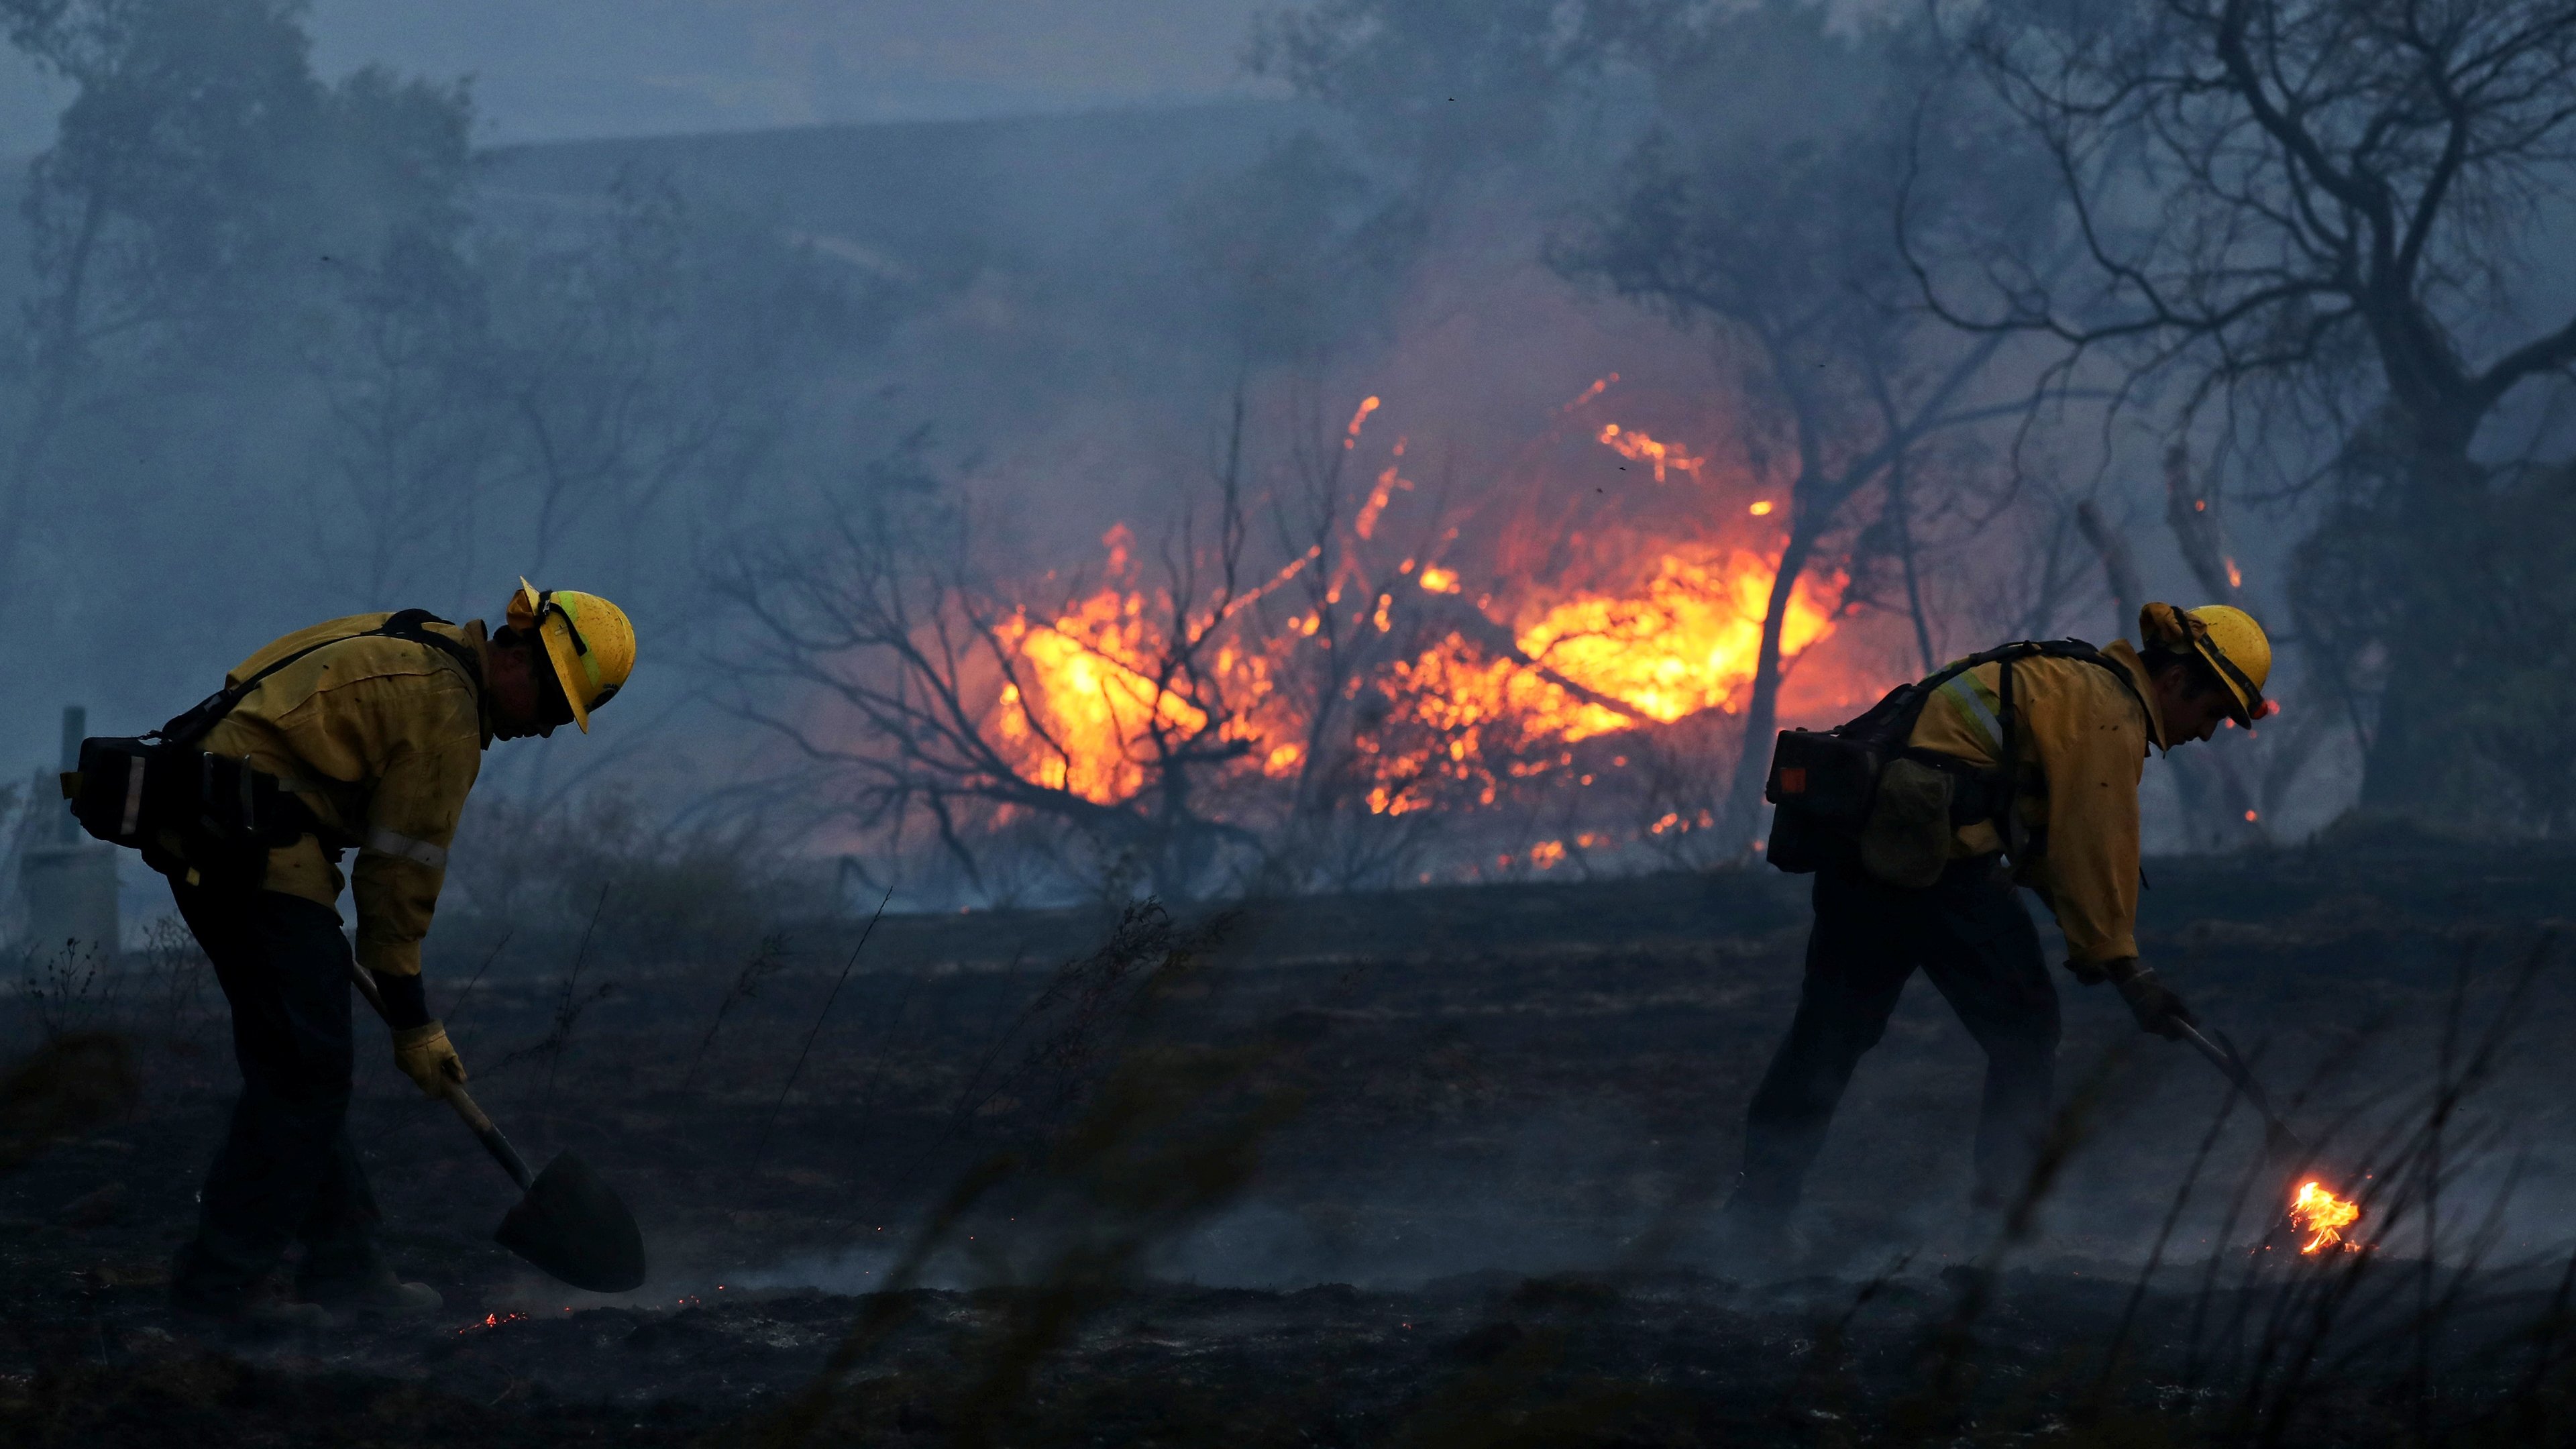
[7,837,2576,1444]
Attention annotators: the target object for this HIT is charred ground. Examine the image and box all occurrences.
[6,833,2576,1445]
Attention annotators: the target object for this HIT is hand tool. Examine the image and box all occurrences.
[2176,1018,2312,1161]
[350,963,647,1293]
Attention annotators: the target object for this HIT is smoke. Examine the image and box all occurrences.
[309,0,1281,143]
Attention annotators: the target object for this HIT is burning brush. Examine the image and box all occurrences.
[2176,1022,2370,1256]
[2288,1179,2363,1254]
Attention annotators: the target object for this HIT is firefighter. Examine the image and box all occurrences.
[1725,602,2269,1250]
[166,581,635,1328]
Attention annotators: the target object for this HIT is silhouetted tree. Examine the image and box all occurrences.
[1,0,477,607]
[3,0,317,598]
[714,425,1267,903]
[296,68,488,601]
[1555,10,2051,851]
[1927,0,2576,821]
[1247,0,1627,193]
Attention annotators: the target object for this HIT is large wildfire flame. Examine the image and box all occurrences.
[976,390,1867,855]
[989,527,1271,806]
[1515,554,1835,734]
[2289,1179,2363,1254]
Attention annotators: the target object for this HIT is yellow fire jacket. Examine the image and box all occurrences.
[1904,640,2169,965]
[194,613,490,977]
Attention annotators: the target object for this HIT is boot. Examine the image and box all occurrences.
[1714,1189,1801,1273]
[300,1269,443,1319]
[172,1277,337,1332]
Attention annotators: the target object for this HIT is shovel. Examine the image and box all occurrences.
[348,965,649,1293]
[2177,1020,2367,1252]
[2176,1020,2312,1161]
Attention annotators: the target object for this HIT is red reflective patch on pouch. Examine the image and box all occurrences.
[1778,767,1807,794]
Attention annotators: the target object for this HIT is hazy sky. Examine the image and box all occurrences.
[0,0,1281,156]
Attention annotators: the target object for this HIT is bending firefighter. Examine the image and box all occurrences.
[1729,602,2269,1247]
[129,583,630,1326]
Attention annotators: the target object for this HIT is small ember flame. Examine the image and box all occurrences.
[458,1311,529,1334]
[2289,1179,2363,1254]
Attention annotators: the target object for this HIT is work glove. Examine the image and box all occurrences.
[2102,958,2194,1040]
[390,1020,467,1098]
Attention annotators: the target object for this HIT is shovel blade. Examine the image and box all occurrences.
[492,1150,647,1293]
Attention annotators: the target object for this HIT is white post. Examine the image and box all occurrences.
[20,706,120,966]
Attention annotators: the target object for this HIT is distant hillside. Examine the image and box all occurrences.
[480,99,1342,537]
[484,99,1328,287]
[0,99,1338,493]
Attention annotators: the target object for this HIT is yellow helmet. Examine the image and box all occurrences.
[2140,601,2270,725]
[507,578,635,733]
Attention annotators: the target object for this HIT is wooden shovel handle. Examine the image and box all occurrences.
[448,1085,536,1190]
[347,963,535,1191]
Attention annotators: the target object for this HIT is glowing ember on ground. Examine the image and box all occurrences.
[2289,1179,2363,1254]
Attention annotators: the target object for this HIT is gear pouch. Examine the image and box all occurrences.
[65,737,303,890]
[1858,756,1955,890]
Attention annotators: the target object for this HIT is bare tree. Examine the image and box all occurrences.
[0,0,431,608]
[2157,446,2273,847]
[480,174,824,580]
[1926,0,2576,817]
[306,234,496,602]
[1251,385,1503,890]
[1557,122,2035,851]
[297,71,489,602]
[714,423,1270,903]
[1246,0,1627,198]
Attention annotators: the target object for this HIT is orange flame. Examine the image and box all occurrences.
[1356,437,1410,539]
[1343,395,1380,449]
[987,527,1269,807]
[1597,423,1704,482]
[994,597,1212,804]
[1515,553,1838,734]
[991,542,1841,817]
[2289,1179,2362,1254]
[1564,374,1617,413]
[970,390,1872,853]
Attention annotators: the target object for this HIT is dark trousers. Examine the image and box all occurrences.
[170,883,386,1306]
[1738,857,2059,1214]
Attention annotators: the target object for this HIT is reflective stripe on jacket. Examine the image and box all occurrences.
[1903,639,2168,965]
[196,613,491,977]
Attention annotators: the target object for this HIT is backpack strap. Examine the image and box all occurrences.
[377,608,486,694]
[1997,651,2025,861]
[158,610,482,747]
[1968,639,2153,861]
[1911,637,2151,865]
[2019,637,2156,741]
